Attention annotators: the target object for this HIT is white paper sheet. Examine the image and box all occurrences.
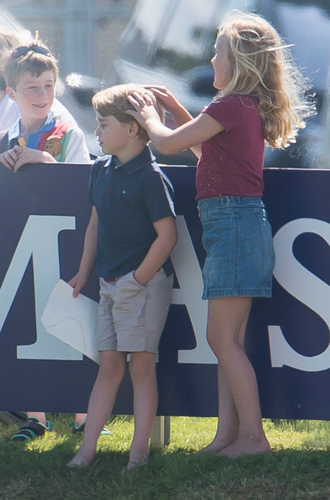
[41,279,100,364]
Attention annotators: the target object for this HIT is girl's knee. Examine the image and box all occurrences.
[206,328,226,353]
[207,329,243,358]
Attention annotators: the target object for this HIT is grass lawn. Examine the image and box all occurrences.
[0,415,330,499]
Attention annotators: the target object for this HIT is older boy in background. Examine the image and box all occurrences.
[0,39,91,440]
[0,40,90,168]
[0,26,79,132]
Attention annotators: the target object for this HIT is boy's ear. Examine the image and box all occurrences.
[127,121,139,137]
[6,87,16,101]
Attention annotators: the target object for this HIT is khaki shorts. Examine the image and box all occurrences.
[97,268,173,354]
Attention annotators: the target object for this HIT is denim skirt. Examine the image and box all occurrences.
[198,196,275,299]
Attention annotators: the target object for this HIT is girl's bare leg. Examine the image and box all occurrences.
[197,365,239,454]
[67,350,127,467]
[202,297,270,457]
[127,351,158,470]
[199,303,249,453]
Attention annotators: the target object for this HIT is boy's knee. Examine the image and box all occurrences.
[99,352,127,380]
[129,352,156,379]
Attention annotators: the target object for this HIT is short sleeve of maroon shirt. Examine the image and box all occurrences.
[196,94,265,200]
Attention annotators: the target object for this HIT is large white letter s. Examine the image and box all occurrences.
[269,218,330,372]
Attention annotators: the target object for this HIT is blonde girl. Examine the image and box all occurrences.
[127,10,314,457]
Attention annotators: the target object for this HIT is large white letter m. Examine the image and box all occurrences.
[0,215,82,360]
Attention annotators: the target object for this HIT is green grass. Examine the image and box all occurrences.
[1,415,330,499]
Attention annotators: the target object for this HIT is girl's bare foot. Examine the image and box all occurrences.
[126,450,149,471]
[196,438,235,455]
[126,459,148,471]
[67,451,95,468]
[218,434,271,458]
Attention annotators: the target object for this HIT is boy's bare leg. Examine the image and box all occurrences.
[26,412,47,425]
[74,413,87,427]
[68,350,127,467]
[26,412,86,428]
[127,351,158,470]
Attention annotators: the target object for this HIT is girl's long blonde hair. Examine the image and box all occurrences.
[219,11,314,148]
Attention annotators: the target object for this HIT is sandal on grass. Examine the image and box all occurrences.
[69,418,111,435]
[11,417,53,442]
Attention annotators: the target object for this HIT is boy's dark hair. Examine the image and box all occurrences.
[3,40,58,90]
[92,83,164,143]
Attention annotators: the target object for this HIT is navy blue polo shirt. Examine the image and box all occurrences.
[89,146,175,279]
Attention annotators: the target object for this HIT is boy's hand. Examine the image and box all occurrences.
[12,148,56,172]
[68,272,89,298]
[133,270,147,286]
[0,146,22,170]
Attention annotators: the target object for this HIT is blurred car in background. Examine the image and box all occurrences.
[65,0,330,168]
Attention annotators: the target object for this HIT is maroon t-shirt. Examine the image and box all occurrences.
[196,94,264,200]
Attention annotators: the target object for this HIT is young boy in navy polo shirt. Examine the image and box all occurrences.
[67,84,177,470]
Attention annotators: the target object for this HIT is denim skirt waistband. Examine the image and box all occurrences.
[198,196,264,210]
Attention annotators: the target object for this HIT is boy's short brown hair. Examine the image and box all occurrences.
[3,41,58,90]
[92,83,164,143]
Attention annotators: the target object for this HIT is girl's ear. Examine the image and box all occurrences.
[6,87,16,101]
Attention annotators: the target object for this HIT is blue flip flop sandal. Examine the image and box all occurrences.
[11,417,53,442]
[70,418,111,435]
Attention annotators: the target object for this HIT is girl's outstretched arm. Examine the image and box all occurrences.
[127,92,224,159]
[144,86,193,126]
[144,86,201,158]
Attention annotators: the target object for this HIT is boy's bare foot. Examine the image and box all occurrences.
[67,451,95,468]
[217,434,271,458]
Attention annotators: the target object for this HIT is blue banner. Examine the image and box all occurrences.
[1,163,330,419]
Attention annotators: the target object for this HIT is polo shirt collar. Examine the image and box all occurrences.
[8,111,56,143]
[104,146,155,174]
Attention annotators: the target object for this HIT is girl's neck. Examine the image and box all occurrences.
[0,89,6,103]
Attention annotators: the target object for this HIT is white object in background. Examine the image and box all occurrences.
[41,279,100,364]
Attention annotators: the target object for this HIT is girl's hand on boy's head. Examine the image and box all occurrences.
[126,92,162,127]
[144,86,183,114]
[144,85,192,129]
[0,146,22,171]
[12,148,57,173]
